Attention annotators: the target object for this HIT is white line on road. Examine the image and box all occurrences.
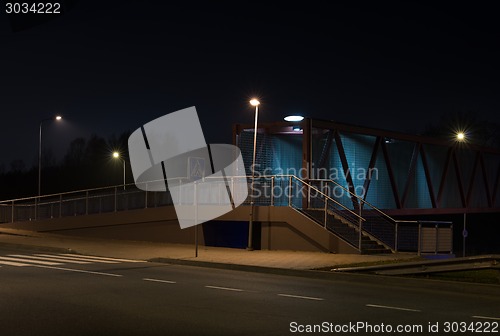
[472,315,500,321]
[0,256,62,266]
[33,265,123,277]
[0,259,30,266]
[205,285,245,292]
[143,278,176,284]
[278,294,324,301]
[366,304,421,312]
[9,254,91,264]
[51,254,120,264]
[58,254,144,263]
[34,254,95,264]
[52,255,120,264]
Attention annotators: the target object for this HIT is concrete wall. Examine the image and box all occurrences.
[215,206,357,253]
[0,206,203,245]
[1,205,358,253]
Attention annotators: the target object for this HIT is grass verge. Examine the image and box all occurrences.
[314,257,425,271]
[410,269,500,285]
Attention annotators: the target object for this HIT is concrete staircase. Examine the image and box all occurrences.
[302,209,392,254]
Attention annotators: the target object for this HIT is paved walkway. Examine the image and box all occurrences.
[0,228,417,270]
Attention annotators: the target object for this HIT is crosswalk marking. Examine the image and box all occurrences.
[49,255,120,264]
[0,256,62,266]
[0,259,31,267]
[0,253,146,268]
[33,265,123,277]
[35,254,95,264]
[58,254,144,263]
[9,254,91,264]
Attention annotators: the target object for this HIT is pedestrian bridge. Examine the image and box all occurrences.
[0,175,452,255]
[235,118,500,216]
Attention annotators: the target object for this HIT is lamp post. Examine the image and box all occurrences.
[113,151,126,190]
[248,98,260,251]
[455,130,467,256]
[38,115,62,196]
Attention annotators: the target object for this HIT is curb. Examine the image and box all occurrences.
[334,255,500,275]
[0,241,76,254]
[148,257,500,295]
[149,257,339,280]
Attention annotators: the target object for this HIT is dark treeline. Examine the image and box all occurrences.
[2,111,499,201]
[0,131,132,200]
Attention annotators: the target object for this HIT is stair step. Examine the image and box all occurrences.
[361,248,393,255]
[301,208,393,253]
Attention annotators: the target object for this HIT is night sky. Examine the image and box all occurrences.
[1,1,499,168]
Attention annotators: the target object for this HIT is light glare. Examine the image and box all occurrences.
[113,152,120,158]
[284,115,304,122]
[55,115,62,121]
[456,132,465,141]
[249,99,260,106]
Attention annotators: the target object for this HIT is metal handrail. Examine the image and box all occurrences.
[286,175,366,222]
[0,175,382,249]
[0,174,453,255]
[309,178,398,223]
[0,174,366,229]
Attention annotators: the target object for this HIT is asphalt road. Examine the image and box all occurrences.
[0,246,499,336]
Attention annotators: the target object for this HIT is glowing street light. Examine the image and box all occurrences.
[250,99,260,107]
[456,132,465,141]
[39,115,62,196]
[112,151,126,190]
[284,115,304,122]
[284,115,304,132]
[248,98,260,250]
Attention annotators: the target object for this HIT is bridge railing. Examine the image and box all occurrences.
[0,176,251,223]
[246,175,371,250]
[0,181,174,223]
[0,175,383,251]
[308,179,400,251]
[0,175,452,254]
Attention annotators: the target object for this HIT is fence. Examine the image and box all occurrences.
[0,175,452,254]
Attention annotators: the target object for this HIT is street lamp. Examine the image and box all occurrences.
[112,151,126,190]
[284,115,304,122]
[456,132,465,141]
[248,98,260,250]
[284,115,305,132]
[39,115,62,196]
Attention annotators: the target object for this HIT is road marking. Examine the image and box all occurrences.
[0,259,30,267]
[143,278,176,284]
[0,256,62,266]
[52,255,120,264]
[33,265,123,277]
[366,304,421,312]
[278,294,324,301]
[205,285,244,292]
[9,254,91,264]
[58,254,144,263]
[35,254,95,264]
[472,315,500,321]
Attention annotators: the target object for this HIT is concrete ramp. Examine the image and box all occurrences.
[1,205,358,254]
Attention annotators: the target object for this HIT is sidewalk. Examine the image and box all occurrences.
[0,228,417,271]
